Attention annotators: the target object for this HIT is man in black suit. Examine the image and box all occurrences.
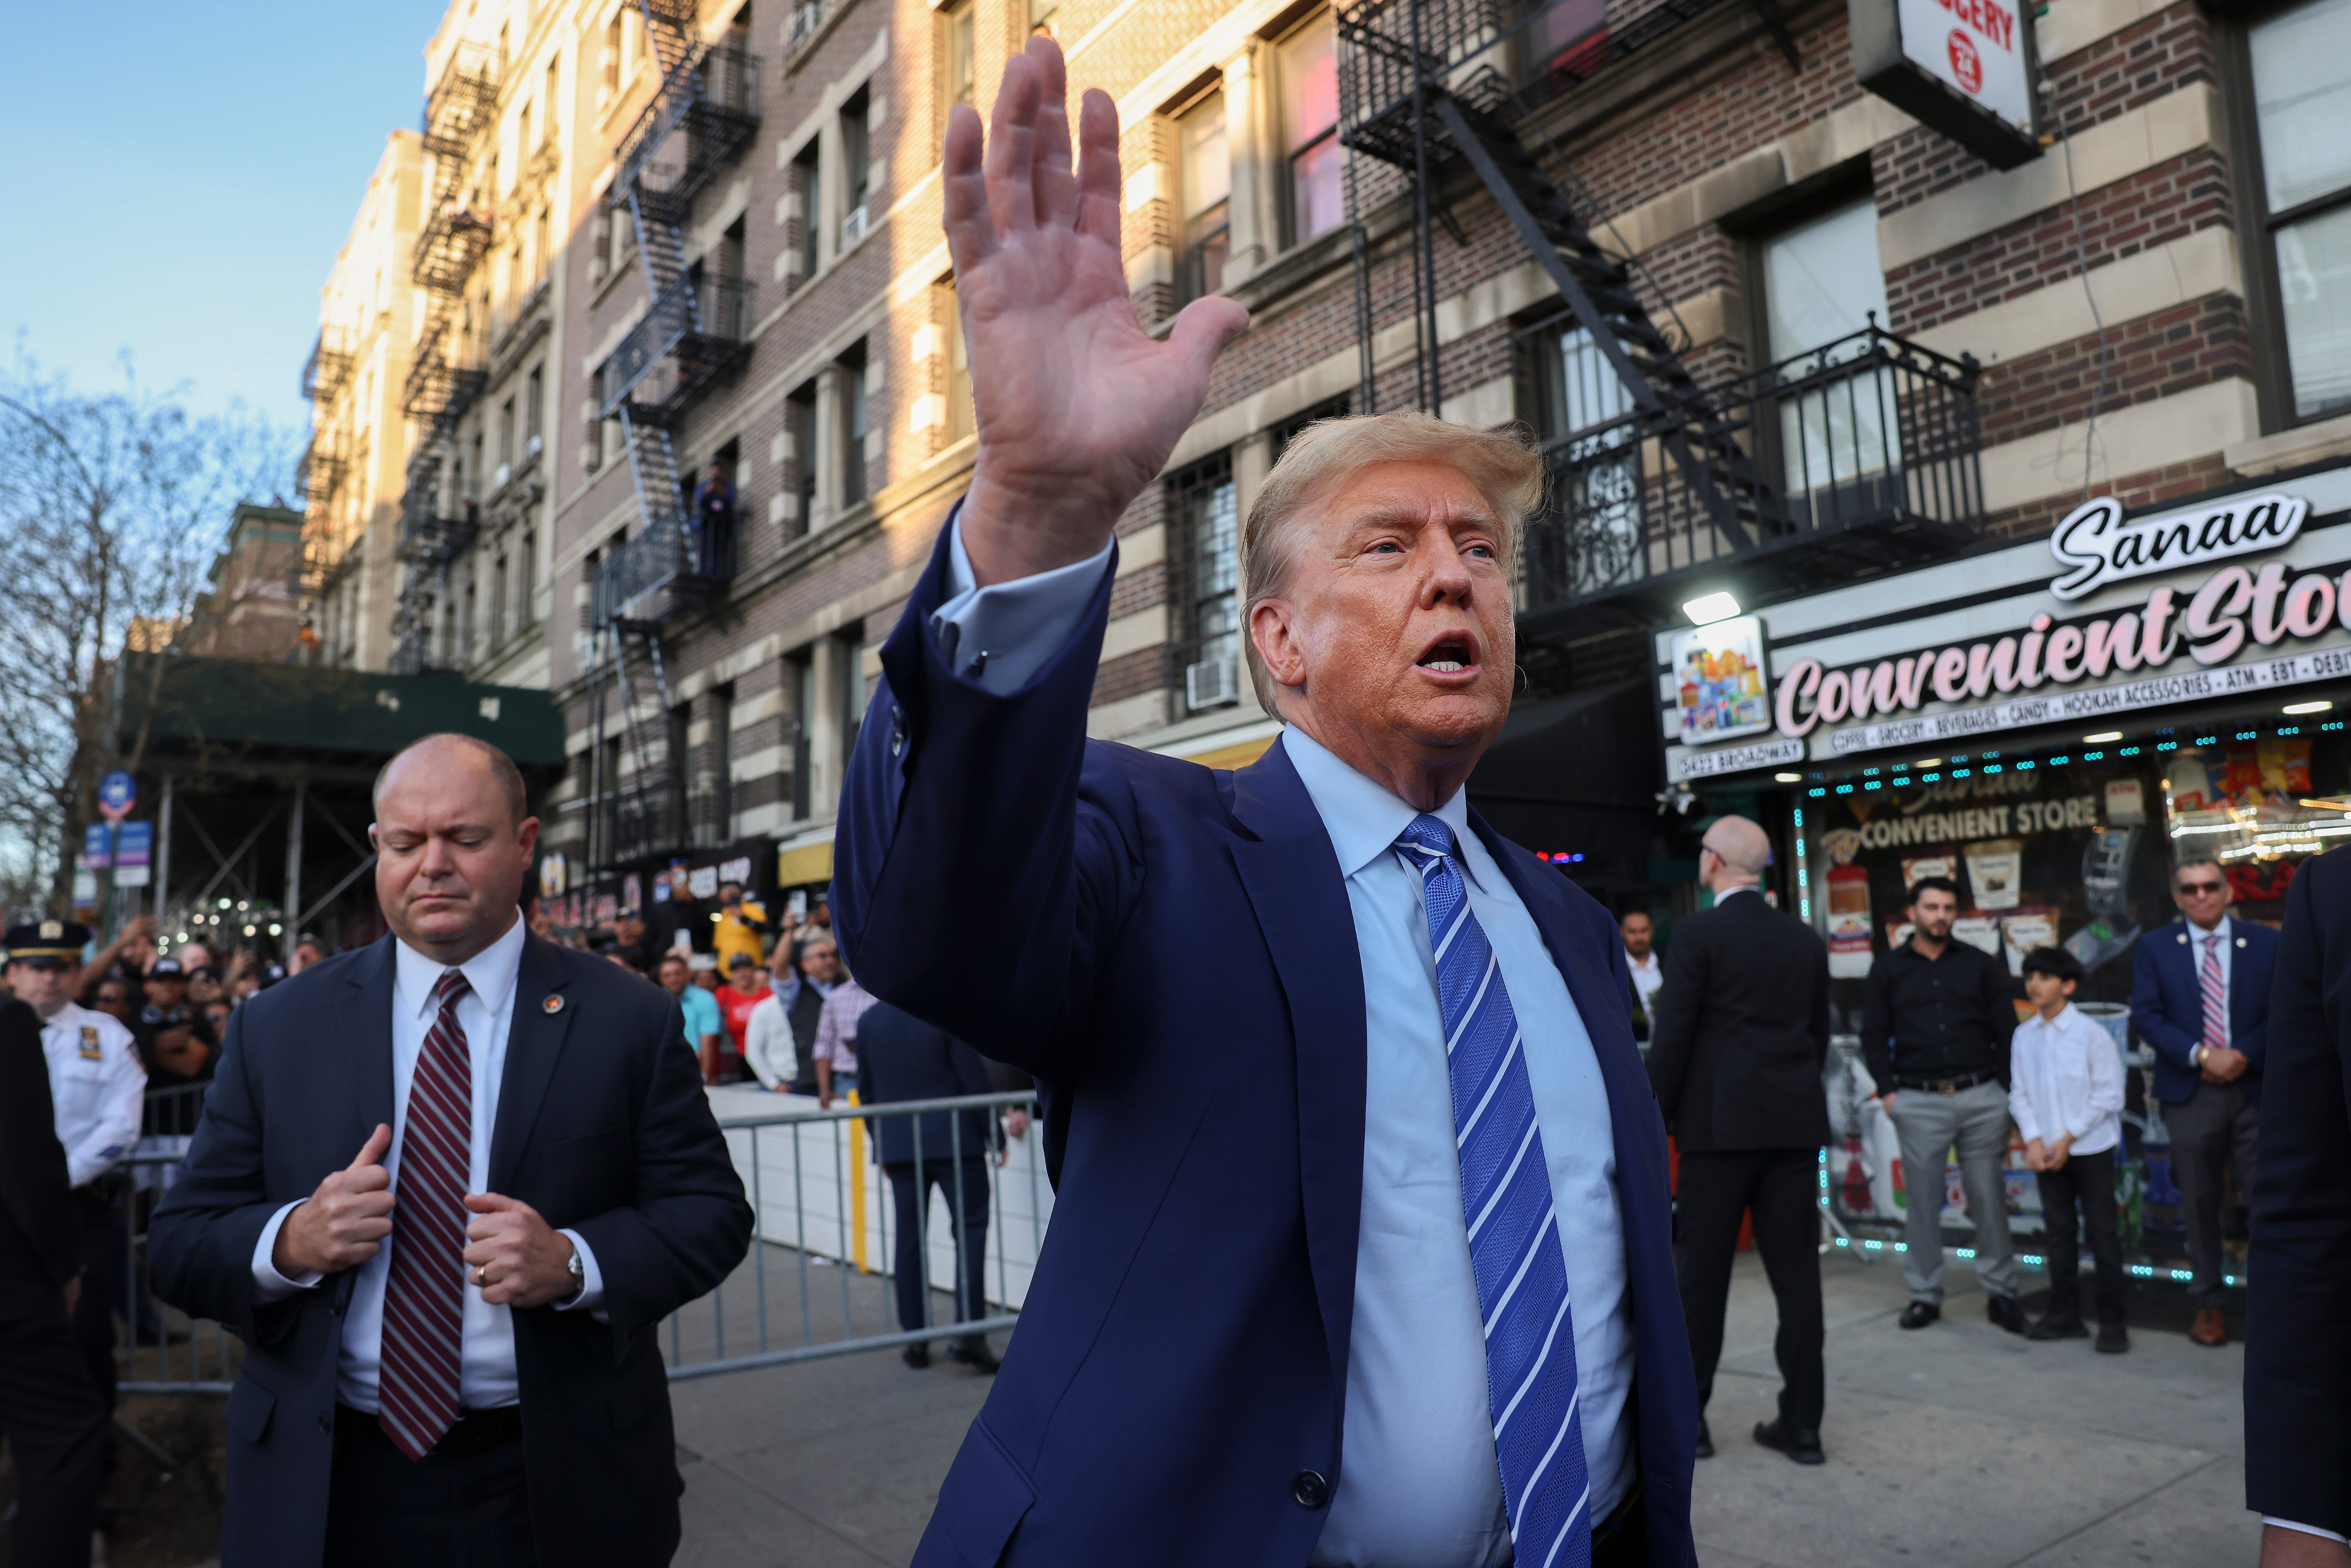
[150,733,752,1568]
[2245,848,2351,1563]
[1647,815,1831,1466]
[857,999,1003,1373]
[0,996,107,1568]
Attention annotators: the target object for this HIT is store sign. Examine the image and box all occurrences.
[2048,492,2308,600]
[1851,0,2038,170]
[1668,736,1807,782]
[1672,615,1774,745]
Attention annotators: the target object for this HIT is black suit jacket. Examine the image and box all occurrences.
[856,1001,997,1166]
[148,932,752,1568]
[2245,848,2351,1535]
[0,999,80,1319]
[1645,891,1832,1152]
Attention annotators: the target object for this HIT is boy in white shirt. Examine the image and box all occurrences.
[2011,947,2130,1352]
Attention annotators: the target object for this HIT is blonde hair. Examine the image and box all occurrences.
[1238,412,1544,713]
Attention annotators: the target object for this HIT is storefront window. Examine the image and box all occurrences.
[1763,199,1896,526]
[2250,0,2351,420]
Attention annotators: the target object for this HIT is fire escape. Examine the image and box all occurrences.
[584,1,759,874]
[295,325,355,624]
[1336,0,1984,632]
[390,41,502,674]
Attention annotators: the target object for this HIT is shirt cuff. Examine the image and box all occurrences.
[251,1201,325,1301]
[928,498,1116,695]
[553,1228,607,1321]
[2264,1519,2350,1545]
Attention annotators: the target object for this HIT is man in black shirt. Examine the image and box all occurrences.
[1862,876,2025,1333]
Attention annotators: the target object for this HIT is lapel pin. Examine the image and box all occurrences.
[543,994,565,1015]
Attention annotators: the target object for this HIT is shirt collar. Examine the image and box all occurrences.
[2193,915,2231,944]
[1714,884,1760,903]
[394,910,527,1022]
[2033,1001,2080,1031]
[1280,726,1480,888]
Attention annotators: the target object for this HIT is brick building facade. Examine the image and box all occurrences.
[305,0,2351,917]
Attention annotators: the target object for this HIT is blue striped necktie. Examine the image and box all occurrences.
[1396,814,1593,1568]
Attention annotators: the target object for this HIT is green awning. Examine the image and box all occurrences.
[122,655,566,768]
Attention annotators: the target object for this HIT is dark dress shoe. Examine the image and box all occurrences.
[947,1338,1001,1374]
[2095,1323,2130,1354]
[1694,1419,1713,1460]
[2025,1314,2088,1341]
[1897,1301,1941,1330]
[902,1342,931,1369]
[1986,1295,2028,1334]
[1753,1418,1825,1465]
[2189,1306,2228,1346]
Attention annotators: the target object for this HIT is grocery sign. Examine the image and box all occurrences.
[1850,0,2039,170]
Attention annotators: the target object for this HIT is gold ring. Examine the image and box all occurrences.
[474,1265,490,1288]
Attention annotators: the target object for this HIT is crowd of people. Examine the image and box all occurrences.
[1631,823,2283,1470]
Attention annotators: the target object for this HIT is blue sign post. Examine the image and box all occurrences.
[97,770,136,823]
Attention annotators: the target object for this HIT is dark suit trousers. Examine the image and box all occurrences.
[0,1306,106,1568]
[2035,1152,2124,1327]
[325,1405,536,1568]
[72,1188,119,1418]
[2166,1082,2257,1305]
[1675,1148,1825,1431]
[887,1159,991,1341]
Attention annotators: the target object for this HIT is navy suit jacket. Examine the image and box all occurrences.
[148,932,752,1568]
[833,522,1697,1568]
[2129,916,2279,1105]
[2246,849,2351,1533]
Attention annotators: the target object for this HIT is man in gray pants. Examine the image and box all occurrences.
[1862,878,2025,1332]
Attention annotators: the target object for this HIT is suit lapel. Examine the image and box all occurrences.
[490,934,578,1192]
[1229,740,1367,1407]
[337,937,399,1315]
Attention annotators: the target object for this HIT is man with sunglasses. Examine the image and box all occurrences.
[2131,855,2279,1347]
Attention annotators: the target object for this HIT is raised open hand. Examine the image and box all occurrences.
[947,35,1250,585]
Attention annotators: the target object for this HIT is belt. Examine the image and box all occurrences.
[1895,1070,1997,1095]
[335,1402,522,1459]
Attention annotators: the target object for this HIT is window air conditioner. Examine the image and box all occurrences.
[1185,656,1239,712]
[494,462,512,489]
[526,434,543,459]
[841,204,870,248]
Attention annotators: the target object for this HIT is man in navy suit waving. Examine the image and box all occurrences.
[832,34,1697,1568]
[2130,853,2279,1347]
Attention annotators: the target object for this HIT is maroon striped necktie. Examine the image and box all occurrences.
[2198,932,2228,1055]
[378,968,473,1461]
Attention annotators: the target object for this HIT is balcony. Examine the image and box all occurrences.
[597,273,754,423]
[301,326,354,404]
[295,430,347,503]
[401,320,487,424]
[1517,325,1985,629]
[412,204,497,295]
[591,502,738,626]
[614,44,762,227]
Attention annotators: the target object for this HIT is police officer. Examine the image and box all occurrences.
[0,993,107,1568]
[4,920,145,1436]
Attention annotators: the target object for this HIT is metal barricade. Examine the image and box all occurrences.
[669,1089,1050,1381]
[100,1088,1051,1395]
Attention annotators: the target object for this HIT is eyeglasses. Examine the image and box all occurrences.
[2177,880,2226,896]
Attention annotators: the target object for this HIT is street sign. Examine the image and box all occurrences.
[113,821,152,889]
[84,822,112,868]
[97,770,136,823]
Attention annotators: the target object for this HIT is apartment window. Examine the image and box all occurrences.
[526,366,543,455]
[841,90,871,249]
[944,1,977,117]
[793,142,822,284]
[837,626,867,766]
[518,103,533,165]
[788,651,815,819]
[603,15,622,95]
[1761,197,1895,523]
[788,382,819,532]
[1273,395,1349,459]
[518,528,538,626]
[1278,15,1342,247]
[1169,452,1241,710]
[461,572,478,660]
[708,685,735,845]
[491,551,510,649]
[1177,91,1230,303]
[943,281,975,441]
[535,208,551,284]
[499,397,517,470]
[2250,0,2351,421]
[544,59,560,142]
[470,431,486,499]
[841,350,869,508]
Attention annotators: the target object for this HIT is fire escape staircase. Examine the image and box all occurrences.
[584,0,760,874]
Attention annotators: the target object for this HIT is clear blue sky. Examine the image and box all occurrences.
[0,0,456,436]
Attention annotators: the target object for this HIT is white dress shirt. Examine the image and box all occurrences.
[2006,1001,2125,1156]
[743,992,796,1089]
[40,1002,146,1188]
[1626,951,1663,1011]
[249,915,606,1411]
[933,510,1636,1566]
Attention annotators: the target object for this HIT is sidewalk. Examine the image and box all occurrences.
[670,1244,2258,1567]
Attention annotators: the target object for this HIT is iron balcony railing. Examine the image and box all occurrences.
[1519,324,1984,621]
[590,498,739,627]
[402,318,488,424]
[614,43,762,227]
[300,326,354,404]
[597,273,755,421]
[600,772,688,864]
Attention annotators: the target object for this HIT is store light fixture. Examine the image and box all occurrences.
[2284,700,2334,715]
[1915,757,1942,768]
[1774,772,1802,783]
[1681,590,1741,625]
[2083,731,2122,744]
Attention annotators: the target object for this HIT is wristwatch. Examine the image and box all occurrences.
[2194,1044,2210,1068]
[561,1243,585,1304]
